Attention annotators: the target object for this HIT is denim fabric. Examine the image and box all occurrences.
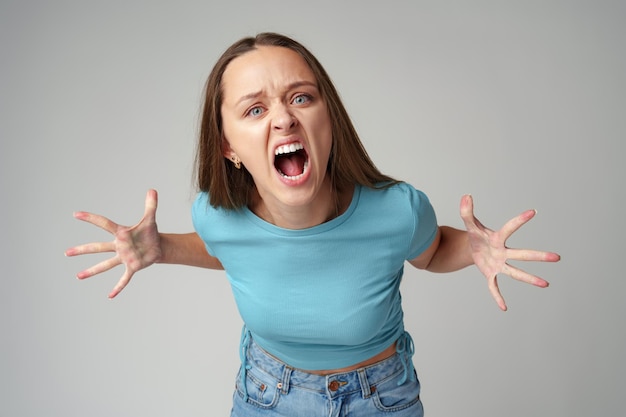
[230,336,424,417]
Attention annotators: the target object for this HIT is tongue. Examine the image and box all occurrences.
[276,153,305,177]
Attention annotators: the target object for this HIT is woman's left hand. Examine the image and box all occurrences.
[460,195,561,311]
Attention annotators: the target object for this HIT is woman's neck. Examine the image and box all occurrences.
[250,182,354,230]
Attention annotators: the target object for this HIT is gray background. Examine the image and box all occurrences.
[1,0,623,416]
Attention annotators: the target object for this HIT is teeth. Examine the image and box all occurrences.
[275,143,304,155]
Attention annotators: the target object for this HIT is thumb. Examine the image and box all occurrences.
[460,194,475,225]
[143,189,159,220]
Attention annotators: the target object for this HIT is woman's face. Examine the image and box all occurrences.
[220,46,333,216]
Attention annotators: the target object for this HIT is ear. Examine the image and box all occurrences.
[221,136,242,169]
[221,136,236,160]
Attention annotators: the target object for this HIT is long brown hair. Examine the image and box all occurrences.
[196,32,397,209]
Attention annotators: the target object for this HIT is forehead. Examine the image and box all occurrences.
[221,46,317,102]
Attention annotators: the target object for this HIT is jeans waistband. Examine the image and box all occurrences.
[238,327,415,402]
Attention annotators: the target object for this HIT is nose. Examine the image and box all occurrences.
[271,105,297,131]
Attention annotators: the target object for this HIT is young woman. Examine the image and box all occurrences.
[66,33,560,416]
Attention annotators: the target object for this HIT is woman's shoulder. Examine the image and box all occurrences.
[353,182,426,212]
[364,181,429,200]
[192,191,246,221]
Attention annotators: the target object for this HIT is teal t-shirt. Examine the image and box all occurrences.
[192,182,438,370]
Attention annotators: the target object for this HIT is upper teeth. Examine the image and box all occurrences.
[275,143,303,155]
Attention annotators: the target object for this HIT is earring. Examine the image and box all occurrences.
[231,156,241,169]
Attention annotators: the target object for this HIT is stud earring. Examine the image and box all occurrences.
[231,156,241,169]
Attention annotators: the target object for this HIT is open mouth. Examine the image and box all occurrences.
[274,143,309,180]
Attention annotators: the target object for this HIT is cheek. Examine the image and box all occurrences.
[311,110,333,147]
[223,121,266,153]
[316,120,333,155]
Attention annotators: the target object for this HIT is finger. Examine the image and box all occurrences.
[503,263,549,288]
[506,248,562,263]
[73,211,119,234]
[487,276,508,311]
[499,209,536,240]
[459,195,484,231]
[459,194,474,223]
[143,189,158,220]
[76,256,121,279]
[65,241,116,257]
[108,270,133,299]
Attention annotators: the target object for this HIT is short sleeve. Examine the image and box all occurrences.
[191,192,216,257]
[406,186,438,261]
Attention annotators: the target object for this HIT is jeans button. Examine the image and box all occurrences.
[328,380,340,391]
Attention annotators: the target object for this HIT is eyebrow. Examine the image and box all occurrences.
[235,80,318,106]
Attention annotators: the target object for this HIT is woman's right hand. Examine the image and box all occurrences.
[65,189,162,298]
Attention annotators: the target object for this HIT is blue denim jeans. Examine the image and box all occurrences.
[230,333,423,417]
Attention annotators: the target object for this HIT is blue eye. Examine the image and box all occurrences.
[247,106,264,117]
[292,94,311,105]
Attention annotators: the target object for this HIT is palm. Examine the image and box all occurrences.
[66,190,161,298]
[460,195,560,311]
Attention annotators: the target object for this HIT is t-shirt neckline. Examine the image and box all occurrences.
[243,184,362,236]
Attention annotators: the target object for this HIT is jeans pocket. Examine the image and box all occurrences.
[235,367,281,409]
[371,370,422,412]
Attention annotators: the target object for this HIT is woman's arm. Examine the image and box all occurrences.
[409,195,560,311]
[409,226,473,273]
[159,233,223,269]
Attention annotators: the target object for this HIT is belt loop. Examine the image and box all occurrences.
[396,331,416,385]
[357,368,372,398]
[279,366,292,395]
[239,326,251,402]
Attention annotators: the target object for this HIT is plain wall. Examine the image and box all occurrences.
[1,0,624,416]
